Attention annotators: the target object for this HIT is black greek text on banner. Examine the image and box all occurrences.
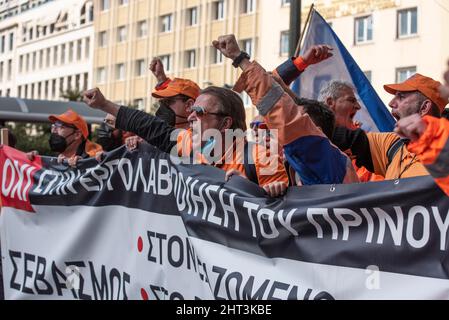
[1,144,449,300]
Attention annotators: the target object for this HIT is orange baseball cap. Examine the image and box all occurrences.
[384,73,448,112]
[49,109,89,139]
[152,78,200,100]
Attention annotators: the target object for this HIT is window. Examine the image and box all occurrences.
[213,1,225,20]
[116,63,125,80]
[69,42,74,62]
[0,35,4,53]
[39,49,43,68]
[19,55,23,73]
[187,7,198,26]
[241,39,253,57]
[99,31,108,47]
[136,59,146,76]
[396,66,416,83]
[46,48,51,67]
[25,54,30,72]
[160,14,172,33]
[8,32,13,51]
[0,61,3,81]
[159,55,171,72]
[52,79,56,98]
[100,0,110,11]
[397,8,417,38]
[54,46,58,65]
[32,52,37,70]
[45,80,49,99]
[354,15,373,44]
[83,72,88,90]
[212,48,223,64]
[137,20,148,38]
[118,0,128,6]
[281,0,291,6]
[280,31,289,56]
[76,74,81,90]
[241,0,255,14]
[97,67,106,83]
[77,39,82,60]
[88,5,94,22]
[61,44,66,64]
[363,70,372,82]
[117,26,127,42]
[185,50,196,68]
[7,59,12,81]
[85,37,90,58]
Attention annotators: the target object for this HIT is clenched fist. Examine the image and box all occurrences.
[394,114,427,142]
[149,57,168,83]
[212,34,241,60]
[83,88,120,116]
[83,88,107,109]
[301,45,333,66]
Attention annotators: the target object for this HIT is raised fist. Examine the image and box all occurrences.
[149,57,168,83]
[83,88,107,109]
[212,34,241,60]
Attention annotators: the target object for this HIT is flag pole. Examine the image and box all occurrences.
[294,3,314,57]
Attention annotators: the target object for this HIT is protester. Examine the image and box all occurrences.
[395,113,449,196]
[213,34,358,185]
[26,109,102,166]
[318,81,361,129]
[96,113,136,152]
[82,86,290,196]
[331,73,447,180]
[150,58,200,129]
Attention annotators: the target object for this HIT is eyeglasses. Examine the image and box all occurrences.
[51,122,77,130]
[191,105,229,118]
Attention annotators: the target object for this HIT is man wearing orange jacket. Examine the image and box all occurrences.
[82,85,290,197]
[27,109,103,166]
[214,34,359,185]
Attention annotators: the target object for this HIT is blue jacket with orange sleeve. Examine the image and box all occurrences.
[233,61,359,185]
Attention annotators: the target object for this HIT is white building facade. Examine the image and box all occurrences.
[259,0,449,106]
[0,0,94,100]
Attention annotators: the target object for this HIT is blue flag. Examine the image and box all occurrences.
[293,9,395,132]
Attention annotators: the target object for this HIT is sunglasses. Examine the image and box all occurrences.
[191,105,229,118]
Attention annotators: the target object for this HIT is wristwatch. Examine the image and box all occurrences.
[232,51,250,68]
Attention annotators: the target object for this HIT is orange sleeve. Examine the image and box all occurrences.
[407,116,449,165]
[366,132,400,176]
[253,142,289,188]
[233,61,324,146]
[408,116,449,196]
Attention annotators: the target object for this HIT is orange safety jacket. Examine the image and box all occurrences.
[115,106,289,188]
[407,116,449,196]
[233,61,359,185]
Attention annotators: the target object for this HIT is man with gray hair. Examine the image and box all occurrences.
[318,80,361,129]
